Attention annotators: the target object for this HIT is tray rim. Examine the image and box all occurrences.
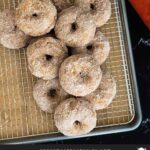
[1,0,142,144]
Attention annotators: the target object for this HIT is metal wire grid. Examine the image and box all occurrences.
[97,0,135,126]
[0,0,135,141]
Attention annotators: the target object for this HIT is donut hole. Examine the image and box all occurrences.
[90,3,96,10]
[73,120,81,127]
[45,54,53,61]
[87,44,93,50]
[48,89,57,97]
[32,13,38,17]
[71,22,78,32]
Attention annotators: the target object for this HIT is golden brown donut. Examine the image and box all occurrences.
[27,37,68,80]
[54,97,97,136]
[74,0,111,27]
[73,31,110,65]
[16,0,57,37]
[59,54,102,96]
[33,78,69,113]
[85,72,117,110]
[55,6,96,47]
[52,0,74,12]
[0,9,30,49]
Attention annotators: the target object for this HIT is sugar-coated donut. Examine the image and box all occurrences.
[73,31,110,65]
[85,72,117,110]
[74,0,111,27]
[33,78,69,113]
[59,54,102,96]
[54,97,97,136]
[27,37,68,80]
[16,0,57,37]
[0,9,30,49]
[52,0,73,12]
[55,6,96,47]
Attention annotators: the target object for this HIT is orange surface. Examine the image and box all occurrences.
[129,0,150,30]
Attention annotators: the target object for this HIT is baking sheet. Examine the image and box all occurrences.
[0,0,135,141]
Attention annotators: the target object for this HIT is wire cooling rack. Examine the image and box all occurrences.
[0,0,135,141]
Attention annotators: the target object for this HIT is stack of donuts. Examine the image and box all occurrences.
[0,0,117,136]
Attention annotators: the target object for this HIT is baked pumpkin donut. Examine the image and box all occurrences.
[27,37,68,80]
[52,0,74,12]
[85,72,117,110]
[55,6,96,47]
[33,78,69,113]
[54,97,97,136]
[0,9,30,49]
[74,0,111,27]
[59,54,102,96]
[73,31,110,65]
[16,0,57,37]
